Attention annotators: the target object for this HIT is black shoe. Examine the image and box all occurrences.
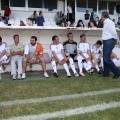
[98,70,102,74]
[53,72,59,78]
[113,74,120,79]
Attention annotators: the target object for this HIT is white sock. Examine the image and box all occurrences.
[63,63,70,74]
[112,58,117,64]
[52,61,57,73]
[83,62,89,71]
[69,58,77,74]
[87,61,92,70]
[95,64,100,72]
[77,56,83,73]
[100,58,103,69]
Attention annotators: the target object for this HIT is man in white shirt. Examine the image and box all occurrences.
[22,36,49,79]
[50,35,71,77]
[101,11,120,78]
[77,34,94,76]
[67,2,72,23]
[91,40,103,73]
[0,37,9,80]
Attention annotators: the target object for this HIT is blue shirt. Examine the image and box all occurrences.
[37,16,44,26]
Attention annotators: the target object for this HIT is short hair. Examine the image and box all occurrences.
[28,17,33,22]
[31,36,37,41]
[67,32,73,37]
[0,36,2,42]
[102,11,109,18]
[80,34,86,38]
[96,40,102,45]
[52,35,58,41]
[13,34,19,39]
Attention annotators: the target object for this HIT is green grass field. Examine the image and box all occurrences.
[0,70,120,120]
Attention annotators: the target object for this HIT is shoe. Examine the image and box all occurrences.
[89,72,94,75]
[113,74,120,79]
[18,74,22,80]
[74,73,79,77]
[21,73,26,79]
[44,72,49,78]
[98,70,102,74]
[53,72,59,78]
[79,72,85,76]
[67,73,71,77]
[12,74,17,80]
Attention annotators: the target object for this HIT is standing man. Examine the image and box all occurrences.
[84,10,90,27]
[10,35,24,80]
[101,11,120,78]
[67,2,72,23]
[63,33,79,77]
[22,36,49,79]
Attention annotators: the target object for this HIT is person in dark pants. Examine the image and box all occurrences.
[101,11,120,79]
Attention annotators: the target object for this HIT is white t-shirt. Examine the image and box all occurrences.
[77,42,90,53]
[67,6,72,13]
[91,44,102,55]
[50,42,63,54]
[24,44,37,55]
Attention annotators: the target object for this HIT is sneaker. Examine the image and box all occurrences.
[67,73,71,77]
[44,72,49,78]
[74,73,79,77]
[98,70,102,74]
[12,74,17,80]
[53,72,59,78]
[21,73,26,79]
[18,74,22,80]
[79,72,85,76]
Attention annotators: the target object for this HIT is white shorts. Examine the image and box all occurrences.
[77,53,89,60]
[0,55,8,63]
[52,53,64,61]
[95,54,101,60]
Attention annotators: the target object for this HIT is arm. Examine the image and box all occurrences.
[10,50,24,56]
[52,51,61,63]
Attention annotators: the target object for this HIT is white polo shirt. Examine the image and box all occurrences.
[91,44,102,55]
[67,6,72,13]
[102,18,118,40]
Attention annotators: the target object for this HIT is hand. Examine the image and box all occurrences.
[64,57,68,62]
[29,58,36,63]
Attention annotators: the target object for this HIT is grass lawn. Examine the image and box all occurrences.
[0,70,120,120]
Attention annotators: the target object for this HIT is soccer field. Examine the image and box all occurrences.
[0,70,120,120]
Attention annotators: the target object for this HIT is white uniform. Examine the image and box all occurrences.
[50,42,64,61]
[77,42,90,59]
[0,42,8,62]
[91,44,102,59]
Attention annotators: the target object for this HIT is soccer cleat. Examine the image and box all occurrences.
[53,72,59,78]
[17,74,22,80]
[67,73,71,77]
[44,72,49,78]
[79,72,85,76]
[74,73,79,77]
[21,73,26,79]
[12,74,17,80]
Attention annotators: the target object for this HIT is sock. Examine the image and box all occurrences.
[77,56,83,73]
[87,61,92,70]
[95,64,100,72]
[112,58,117,64]
[52,61,57,73]
[83,62,89,71]
[100,57,103,69]
[63,63,70,74]
[0,66,2,73]
[69,58,77,74]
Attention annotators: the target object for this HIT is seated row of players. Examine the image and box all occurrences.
[0,33,119,80]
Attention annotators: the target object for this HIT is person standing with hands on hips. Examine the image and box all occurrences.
[101,11,120,79]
